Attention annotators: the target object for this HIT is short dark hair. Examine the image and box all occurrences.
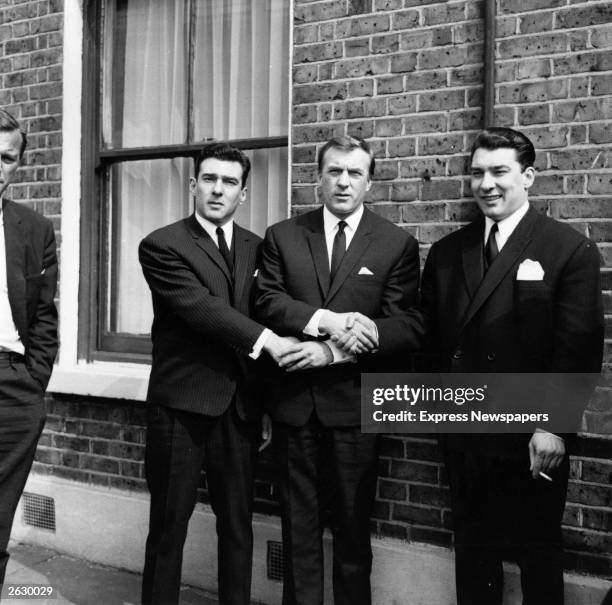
[317,135,376,179]
[470,127,535,171]
[194,143,251,187]
[0,108,27,158]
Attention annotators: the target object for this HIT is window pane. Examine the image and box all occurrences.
[193,0,290,140]
[103,0,189,148]
[236,147,288,237]
[106,158,192,335]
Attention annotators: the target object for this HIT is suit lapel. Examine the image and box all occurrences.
[305,208,331,299]
[459,206,538,333]
[324,208,374,305]
[232,224,252,306]
[187,214,233,286]
[460,217,485,301]
[3,200,27,339]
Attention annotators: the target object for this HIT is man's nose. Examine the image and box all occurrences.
[212,179,223,194]
[480,172,495,190]
[337,169,350,187]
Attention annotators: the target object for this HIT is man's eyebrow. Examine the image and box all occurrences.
[201,172,239,181]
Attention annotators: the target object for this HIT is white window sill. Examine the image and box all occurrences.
[47,362,150,402]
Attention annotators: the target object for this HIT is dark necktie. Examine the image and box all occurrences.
[330,220,347,281]
[485,223,499,269]
[216,226,234,275]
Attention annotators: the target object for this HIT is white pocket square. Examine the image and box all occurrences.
[358,267,374,275]
[253,269,259,277]
[517,259,544,280]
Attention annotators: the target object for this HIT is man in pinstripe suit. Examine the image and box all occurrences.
[139,143,292,605]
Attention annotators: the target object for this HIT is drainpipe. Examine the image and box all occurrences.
[483,0,496,127]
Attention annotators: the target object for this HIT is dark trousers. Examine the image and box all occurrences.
[277,416,379,605]
[141,403,258,605]
[0,358,46,583]
[444,448,569,605]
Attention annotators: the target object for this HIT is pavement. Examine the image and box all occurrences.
[2,542,219,604]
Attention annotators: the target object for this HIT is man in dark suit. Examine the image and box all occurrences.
[139,143,293,605]
[255,135,420,605]
[0,108,58,581]
[410,127,603,605]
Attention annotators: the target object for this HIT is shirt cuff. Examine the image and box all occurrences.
[535,427,565,442]
[326,340,356,365]
[249,328,272,360]
[304,309,325,337]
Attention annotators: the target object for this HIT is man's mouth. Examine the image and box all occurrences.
[480,195,502,202]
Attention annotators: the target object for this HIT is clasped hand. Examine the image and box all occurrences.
[321,311,378,354]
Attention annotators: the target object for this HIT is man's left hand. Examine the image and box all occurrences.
[528,431,565,479]
[278,341,333,372]
[259,413,273,452]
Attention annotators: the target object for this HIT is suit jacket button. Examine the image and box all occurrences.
[487,352,496,361]
[453,349,462,359]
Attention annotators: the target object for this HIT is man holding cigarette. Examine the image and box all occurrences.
[405,127,603,604]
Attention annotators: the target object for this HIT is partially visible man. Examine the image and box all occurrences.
[139,143,292,605]
[255,135,420,605]
[409,127,603,605]
[0,108,58,581]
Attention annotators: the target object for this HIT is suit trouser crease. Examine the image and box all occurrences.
[279,418,378,605]
[0,363,46,584]
[142,404,256,605]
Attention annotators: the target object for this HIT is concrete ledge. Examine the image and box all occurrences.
[11,474,611,604]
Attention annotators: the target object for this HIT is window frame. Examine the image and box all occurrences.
[80,0,289,363]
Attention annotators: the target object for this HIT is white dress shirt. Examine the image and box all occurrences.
[484,201,529,251]
[0,202,25,354]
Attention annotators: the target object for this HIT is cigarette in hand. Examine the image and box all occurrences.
[539,471,553,482]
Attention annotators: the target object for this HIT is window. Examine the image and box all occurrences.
[81,0,290,360]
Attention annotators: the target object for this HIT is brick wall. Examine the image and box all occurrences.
[0,0,609,582]
[0,0,63,233]
[292,0,612,577]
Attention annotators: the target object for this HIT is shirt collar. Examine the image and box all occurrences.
[195,212,233,246]
[484,201,529,243]
[323,204,364,236]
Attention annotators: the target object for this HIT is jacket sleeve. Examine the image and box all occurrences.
[254,226,320,335]
[139,233,265,356]
[373,235,428,355]
[26,218,58,390]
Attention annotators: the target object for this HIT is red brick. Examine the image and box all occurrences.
[530,174,564,195]
[401,202,446,223]
[377,75,403,95]
[554,99,612,123]
[524,125,568,148]
[419,133,463,156]
[336,14,391,37]
[570,77,589,98]
[422,3,465,26]
[390,52,417,73]
[347,119,374,139]
[404,113,446,134]
[347,0,372,15]
[419,46,467,70]
[453,21,484,44]
[294,24,317,45]
[518,104,549,125]
[591,25,612,49]
[592,75,612,97]
[293,105,317,124]
[590,123,612,144]
[294,82,347,104]
[499,79,567,104]
[421,179,462,201]
[390,181,418,202]
[556,4,612,29]
[319,23,335,42]
[345,38,370,57]
[374,0,401,9]
[419,89,464,112]
[553,52,612,76]
[393,503,441,525]
[498,34,567,59]
[399,157,446,179]
[516,57,551,80]
[334,56,388,79]
[348,78,374,97]
[293,41,343,63]
[369,203,401,222]
[587,174,612,195]
[446,201,481,222]
[555,198,612,220]
[400,31,433,51]
[500,0,565,14]
[293,64,317,85]
[550,149,608,171]
[410,527,452,547]
[295,1,346,24]
[387,93,416,115]
[379,479,407,501]
[497,15,518,38]
[452,65,485,86]
[391,9,419,30]
[291,186,317,205]
[404,71,447,92]
[520,11,553,33]
[418,223,463,244]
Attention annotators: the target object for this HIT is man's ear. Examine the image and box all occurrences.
[365,177,372,192]
[240,187,247,203]
[189,177,196,194]
[523,166,536,190]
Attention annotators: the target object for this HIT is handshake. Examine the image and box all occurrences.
[263,311,378,372]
